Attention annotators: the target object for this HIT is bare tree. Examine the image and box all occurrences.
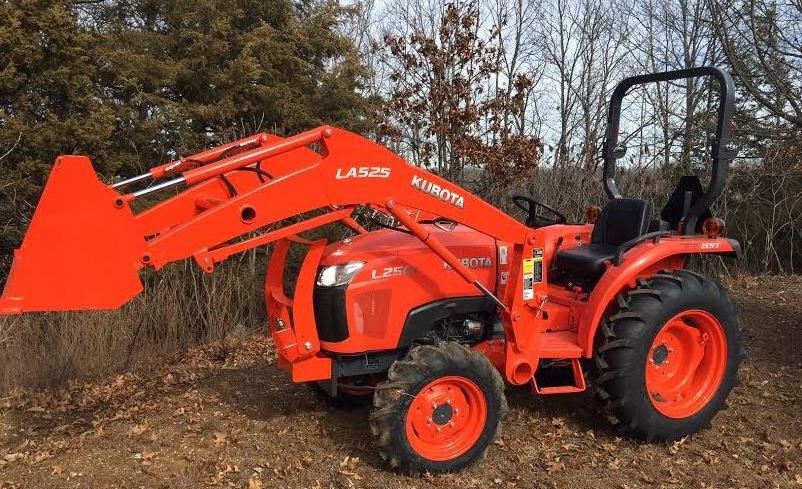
[710,0,802,134]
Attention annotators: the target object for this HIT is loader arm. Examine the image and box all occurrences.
[0,125,542,385]
[139,127,529,267]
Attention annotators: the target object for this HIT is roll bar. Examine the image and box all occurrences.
[601,66,737,234]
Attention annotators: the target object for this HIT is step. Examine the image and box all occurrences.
[533,358,587,395]
[539,330,582,358]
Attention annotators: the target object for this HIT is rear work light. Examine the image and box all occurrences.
[702,217,726,238]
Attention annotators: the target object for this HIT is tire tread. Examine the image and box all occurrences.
[594,269,745,442]
[369,342,506,473]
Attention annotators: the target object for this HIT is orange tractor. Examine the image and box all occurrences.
[0,67,744,472]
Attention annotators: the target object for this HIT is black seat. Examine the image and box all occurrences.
[554,198,652,276]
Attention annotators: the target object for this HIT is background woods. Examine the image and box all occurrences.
[0,0,799,387]
[366,0,801,273]
[0,0,369,260]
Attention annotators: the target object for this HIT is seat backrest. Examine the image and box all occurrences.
[591,198,653,247]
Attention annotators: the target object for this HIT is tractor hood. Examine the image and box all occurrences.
[320,223,498,267]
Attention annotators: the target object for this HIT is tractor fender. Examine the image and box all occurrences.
[577,236,739,355]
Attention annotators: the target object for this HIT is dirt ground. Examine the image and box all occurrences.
[0,275,799,488]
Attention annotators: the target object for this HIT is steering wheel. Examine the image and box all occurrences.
[511,195,567,228]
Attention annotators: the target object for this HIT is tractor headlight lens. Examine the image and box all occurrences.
[316,261,364,287]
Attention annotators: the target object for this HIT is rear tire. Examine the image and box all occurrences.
[370,342,506,473]
[594,269,745,441]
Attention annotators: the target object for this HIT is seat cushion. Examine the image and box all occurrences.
[553,243,617,276]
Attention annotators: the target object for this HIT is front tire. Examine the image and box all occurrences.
[594,270,745,441]
[370,342,506,473]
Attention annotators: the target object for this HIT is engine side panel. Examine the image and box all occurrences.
[317,224,497,354]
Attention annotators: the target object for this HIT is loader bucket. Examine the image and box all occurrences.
[0,156,145,314]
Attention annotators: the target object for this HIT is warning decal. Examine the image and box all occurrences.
[533,248,544,283]
[523,258,534,275]
[522,258,535,300]
[522,249,544,301]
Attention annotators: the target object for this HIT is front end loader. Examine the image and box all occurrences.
[0,67,745,473]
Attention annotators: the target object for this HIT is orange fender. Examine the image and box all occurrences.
[577,236,739,354]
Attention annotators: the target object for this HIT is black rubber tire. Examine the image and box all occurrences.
[369,342,506,474]
[594,269,745,441]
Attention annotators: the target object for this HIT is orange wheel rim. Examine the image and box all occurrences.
[405,376,487,461]
[645,310,728,418]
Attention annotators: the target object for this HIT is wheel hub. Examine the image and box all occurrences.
[645,310,728,418]
[432,403,454,425]
[652,344,669,365]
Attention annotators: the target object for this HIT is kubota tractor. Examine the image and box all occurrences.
[0,67,744,473]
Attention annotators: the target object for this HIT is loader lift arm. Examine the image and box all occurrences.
[0,126,541,385]
[135,126,530,270]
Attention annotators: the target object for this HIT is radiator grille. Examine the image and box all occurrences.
[312,284,349,342]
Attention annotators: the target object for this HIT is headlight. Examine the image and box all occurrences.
[316,261,364,287]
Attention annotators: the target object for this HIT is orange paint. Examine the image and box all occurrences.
[405,376,487,461]
[645,310,728,418]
